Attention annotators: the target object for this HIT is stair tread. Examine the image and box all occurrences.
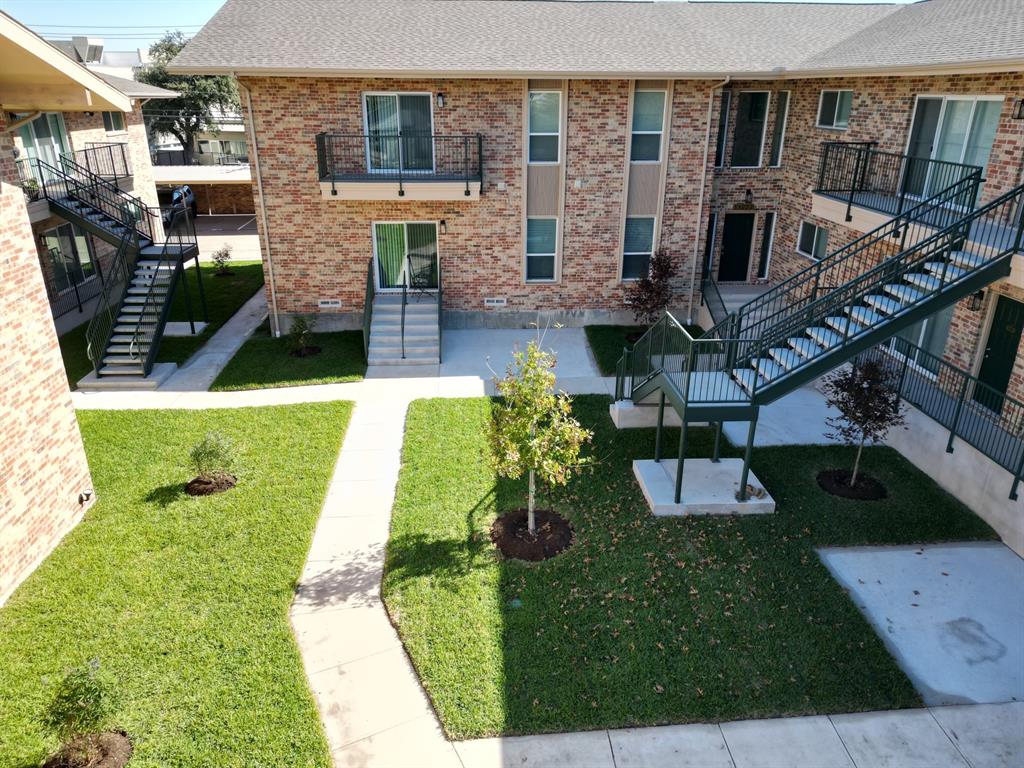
[923,262,967,281]
[904,272,943,292]
[824,316,864,337]
[846,306,885,326]
[807,326,843,349]
[768,347,803,370]
[863,294,903,315]
[884,284,926,303]
[949,250,986,269]
[753,357,786,382]
[732,368,759,394]
[788,337,826,360]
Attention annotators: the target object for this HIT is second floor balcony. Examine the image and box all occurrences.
[316,132,483,201]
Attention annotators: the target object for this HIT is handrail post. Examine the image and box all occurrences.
[654,391,665,463]
[845,146,861,222]
[477,134,483,194]
[945,375,970,454]
[397,135,405,197]
[463,136,470,197]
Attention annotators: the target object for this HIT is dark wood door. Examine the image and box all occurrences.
[974,295,1024,412]
[718,213,754,282]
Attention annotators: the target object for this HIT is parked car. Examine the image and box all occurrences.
[160,185,198,225]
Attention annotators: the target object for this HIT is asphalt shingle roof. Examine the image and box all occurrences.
[168,0,1024,78]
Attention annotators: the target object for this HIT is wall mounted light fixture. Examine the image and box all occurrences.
[969,290,986,311]
[439,219,448,234]
[436,93,446,108]
[744,188,754,205]
[1013,98,1024,120]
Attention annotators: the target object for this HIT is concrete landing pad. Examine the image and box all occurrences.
[819,543,1024,705]
[632,458,775,516]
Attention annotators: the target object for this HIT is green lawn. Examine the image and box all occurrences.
[0,402,352,767]
[156,261,265,364]
[211,321,366,391]
[382,395,995,739]
[585,324,705,375]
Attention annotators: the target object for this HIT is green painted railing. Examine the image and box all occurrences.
[85,230,135,376]
[860,338,1024,500]
[362,257,374,361]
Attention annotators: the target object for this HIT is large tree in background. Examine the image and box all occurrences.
[137,32,239,164]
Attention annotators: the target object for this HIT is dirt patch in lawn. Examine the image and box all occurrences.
[289,346,322,358]
[42,731,132,768]
[184,473,237,496]
[817,469,888,501]
[491,509,574,562]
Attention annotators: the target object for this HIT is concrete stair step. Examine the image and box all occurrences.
[107,343,150,355]
[97,366,145,376]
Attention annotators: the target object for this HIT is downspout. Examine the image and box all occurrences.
[236,74,282,336]
[687,76,730,324]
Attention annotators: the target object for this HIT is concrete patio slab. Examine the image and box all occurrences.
[162,320,208,336]
[723,383,842,447]
[720,715,854,768]
[633,458,775,516]
[609,723,733,767]
[819,543,1024,705]
[830,709,969,768]
[454,730,616,768]
[440,327,599,381]
[930,702,1024,768]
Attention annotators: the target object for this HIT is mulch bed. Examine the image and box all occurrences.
[289,346,322,358]
[42,731,132,768]
[817,469,888,501]
[184,473,237,496]
[491,509,574,562]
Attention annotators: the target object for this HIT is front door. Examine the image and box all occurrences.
[718,213,754,282]
[974,296,1024,412]
[364,93,434,174]
[373,222,439,292]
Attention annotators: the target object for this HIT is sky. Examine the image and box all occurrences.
[2,0,919,53]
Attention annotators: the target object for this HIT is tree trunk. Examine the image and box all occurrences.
[527,469,536,536]
[851,438,864,487]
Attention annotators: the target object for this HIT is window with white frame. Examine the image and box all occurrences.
[768,91,789,166]
[630,90,665,162]
[102,111,125,132]
[622,217,655,280]
[797,220,829,260]
[526,218,557,281]
[817,90,853,129]
[528,90,561,163]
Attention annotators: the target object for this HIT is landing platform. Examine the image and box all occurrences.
[633,458,775,516]
[76,362,177,391]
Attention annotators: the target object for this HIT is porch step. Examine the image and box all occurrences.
[367,349,439,366]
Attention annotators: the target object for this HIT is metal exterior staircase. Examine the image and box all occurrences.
[615,173,1024,502]
[28,157,201,381]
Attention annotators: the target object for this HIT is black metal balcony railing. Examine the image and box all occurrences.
[859,337,1024,500]
[73,143,132,180]
[316,132,483,197]
[816,141,983,224]
[150,149,249,166]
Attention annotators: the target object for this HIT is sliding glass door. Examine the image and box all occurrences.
[373,222,438,292]
[364,93,434,174]
[17,113,70,181]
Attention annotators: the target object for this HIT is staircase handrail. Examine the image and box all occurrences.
[85,228,136,376]
[700,275,729,326]
[57,154,159,242]
[127,208,195,376]
[713,169,983,343]
[362,257,374,360]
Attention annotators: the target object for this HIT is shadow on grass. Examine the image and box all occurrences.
[144,482,185,508]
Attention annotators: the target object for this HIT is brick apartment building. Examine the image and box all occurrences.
[171,0,1023,407]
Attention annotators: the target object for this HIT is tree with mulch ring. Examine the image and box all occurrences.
[184,431,237,496]
[41,661,132,768]
[820,358,905,500]
[211,243,234,276]
[490,337,592,561]
[288,316,321,358]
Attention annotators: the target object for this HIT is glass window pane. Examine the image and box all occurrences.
[632,91,665,133]
[812,227,829,259]
[527,255,555,281]
[798,222,816,255]
[529,92,560,134]
[768,91,788,166]
[622,252,650,281]
[527,219,557,255]
[624,217,654,254]
[714,91,730,167]
[630,134,661,162]
[835,91,853,127]
[731,92,768,166]
[819,91,838,126]
[529,135,559,163]
[72,228,95,279]
[963,100,1001,170]
[919,304,953,366]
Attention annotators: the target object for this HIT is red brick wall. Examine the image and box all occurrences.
[192,183,255,215]
[0,182,93,606]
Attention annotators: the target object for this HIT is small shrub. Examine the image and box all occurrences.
[189,431,237,480]
[43,661,113,744]
[288,316,316,353]
[22,177,40,200]
[625,248,677,326]
[211,243,233,275]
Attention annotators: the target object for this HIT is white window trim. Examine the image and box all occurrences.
[903,94,1005,166]
[527,89,562,165]
[621,215,657,282]
[714,91,731,169]
[730,90,771,169]
[817,89,853,130]
[361,91,437,175]
[525,216,559,283]
[795,220,828,261]
[768,91,790,168]
[102,111,126,133]
[629,89,667,165]
[370,220,440,294]
[757,212,777,279]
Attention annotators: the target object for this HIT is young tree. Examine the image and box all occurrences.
[491,340,592,535]
[137,32,239,165]
[823,359,906,486]
[625,248,677,326]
